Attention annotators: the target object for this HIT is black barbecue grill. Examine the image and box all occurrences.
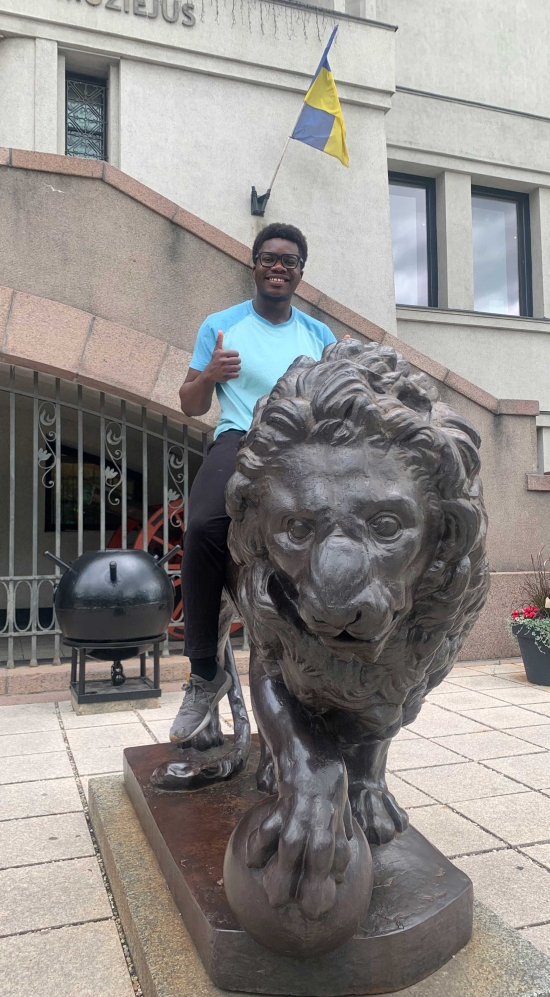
[45,546,181,710]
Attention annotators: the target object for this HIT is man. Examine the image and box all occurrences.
[170,222,336,743]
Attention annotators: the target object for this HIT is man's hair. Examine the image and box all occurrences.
[252,223,308,266]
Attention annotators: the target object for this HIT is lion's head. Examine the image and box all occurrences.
[226,339,488,683]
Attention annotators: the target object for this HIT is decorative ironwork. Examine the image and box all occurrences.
[105,422,124,508]
[0,363,209,667]
[66,74,107,161]
[37,401,56,488]
[167,444,186,527]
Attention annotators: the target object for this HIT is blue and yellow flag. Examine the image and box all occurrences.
[291,26,349,168]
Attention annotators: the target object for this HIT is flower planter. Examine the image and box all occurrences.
[512,624,550,686]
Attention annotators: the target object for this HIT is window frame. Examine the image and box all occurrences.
[388,171,438,309]
[65,71,108,162]
[471,184,532,318]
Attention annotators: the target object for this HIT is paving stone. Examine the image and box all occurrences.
[410,804,504,857]
[70,746,128,776]
[520,923,550,958]
[387,739,466,771]
[512,725,550,749]
[137,705,180,723]
[448,674,526,691]
[432,730,545,761]
[61,709,140,729]
[454,791,550,845]
[455,848,550,928]
[447,666,484,674]
[0,711,60,735]
[0,856,111,935]
[392,726,421,740]
[520,844,550,868]
[143,719,172,743]
[407,703,487,737]
[0,751,73,784]
[0,730,65,757]
[485,752,550,790]
[431,677,462,690]
[428,690,507,711]
[504,671,539,686]
[0,779,82,821]
[0,703,56,718]
[462,705,550,729]
[473,661,524,674]
[488,686,550,706]
[65,723,153,751]
[0,920,135,997]
[519,702,550,719]
[401,761,527,804]
[385,772,435,809]
[0,812,93,869]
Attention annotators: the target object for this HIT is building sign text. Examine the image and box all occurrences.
[71,0,196,28]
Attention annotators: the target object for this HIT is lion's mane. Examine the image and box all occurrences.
[226,339,489,736]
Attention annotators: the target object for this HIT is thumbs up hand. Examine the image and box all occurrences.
[204,330,241,383]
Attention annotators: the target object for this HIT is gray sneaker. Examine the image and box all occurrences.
[169,665,232,743]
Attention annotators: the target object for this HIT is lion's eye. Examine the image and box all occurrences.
[287,519,313,541]
[370,515,402,539]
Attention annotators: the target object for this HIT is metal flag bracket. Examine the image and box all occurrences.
[251,187,272,217]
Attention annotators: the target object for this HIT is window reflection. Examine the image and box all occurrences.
[472,196,520,315]
[389,183,428,306]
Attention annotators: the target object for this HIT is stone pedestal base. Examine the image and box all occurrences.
[122,740,474,995]
[88,773,550,997]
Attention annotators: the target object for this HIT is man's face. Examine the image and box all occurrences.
[253,238,304,303]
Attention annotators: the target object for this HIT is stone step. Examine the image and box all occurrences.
[0,650,250,700]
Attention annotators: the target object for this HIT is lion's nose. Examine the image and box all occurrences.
[313,609,362,631]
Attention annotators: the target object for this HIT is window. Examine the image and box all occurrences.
[472,186,532,316]
[66,73,107,161]
[389,173,437,308]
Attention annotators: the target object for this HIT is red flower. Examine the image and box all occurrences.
[512,605,540,621]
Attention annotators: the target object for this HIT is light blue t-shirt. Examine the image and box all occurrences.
[190,300,336,439]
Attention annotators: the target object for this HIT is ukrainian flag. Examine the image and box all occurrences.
[291,26,349,168]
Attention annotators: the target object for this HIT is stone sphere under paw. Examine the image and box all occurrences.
[223,795,373,959]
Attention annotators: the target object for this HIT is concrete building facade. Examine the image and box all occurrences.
[0,0,548,665]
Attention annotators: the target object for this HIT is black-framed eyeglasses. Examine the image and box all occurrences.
[254,252,303,270]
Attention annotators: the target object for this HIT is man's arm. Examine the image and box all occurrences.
[180,331,241,417]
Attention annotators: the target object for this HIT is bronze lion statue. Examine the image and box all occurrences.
[223,337,489,923]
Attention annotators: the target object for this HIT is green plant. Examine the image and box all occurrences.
[506,548,550,653]
[521,547,550,611]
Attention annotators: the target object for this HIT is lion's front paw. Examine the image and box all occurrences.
[349,782,408,846]
[246,786,353,919]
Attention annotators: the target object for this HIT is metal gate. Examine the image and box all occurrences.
[0,363,208,667]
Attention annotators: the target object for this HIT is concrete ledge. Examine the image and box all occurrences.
[89,775,550,997]
[527,474,550,491]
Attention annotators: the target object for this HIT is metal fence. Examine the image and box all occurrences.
[0,363,208,667]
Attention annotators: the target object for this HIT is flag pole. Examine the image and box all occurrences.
[251,102,306,217]
[251,24,340,216]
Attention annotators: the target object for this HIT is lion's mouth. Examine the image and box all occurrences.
[324,630,381,646]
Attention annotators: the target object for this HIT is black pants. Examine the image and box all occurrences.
[182,430,243,659]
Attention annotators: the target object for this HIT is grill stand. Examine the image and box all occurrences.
[68,638,163,715]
